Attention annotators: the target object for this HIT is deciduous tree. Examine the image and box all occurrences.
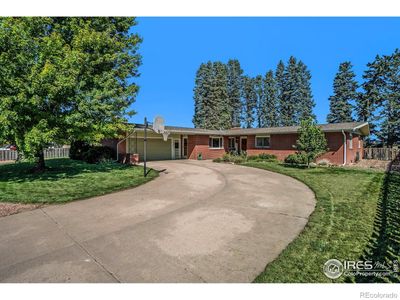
[0,17,142,170]
[296,118,328,167]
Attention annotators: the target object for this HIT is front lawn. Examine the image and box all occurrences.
[240,161,389,283]
[0,158,158,204]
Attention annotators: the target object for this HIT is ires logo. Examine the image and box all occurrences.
[323,259,398,279]
[344,260,373,270]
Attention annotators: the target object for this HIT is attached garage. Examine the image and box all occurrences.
[129,137,172,161]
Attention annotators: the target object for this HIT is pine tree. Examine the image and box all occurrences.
[280,56,299,126]
[242,76,257,128]
[227,59,243,128]
[263,70,279,127]
[327,62,357,123]
[201,62,231,130]
[357,56,381,143]
[254,75,265,128]
[297,60,316,122]
[360,50,400,146]
[193,62,211,128]
[275,60,285,126]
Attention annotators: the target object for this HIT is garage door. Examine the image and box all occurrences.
[134,138,172,161]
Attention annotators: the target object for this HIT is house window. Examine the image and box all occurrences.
[358,138,362,149]
[228,137,236,150]
[255,136,270,148]
[209,136,223,149]
[349,133,353,149]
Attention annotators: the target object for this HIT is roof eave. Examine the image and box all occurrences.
[352,122,370,136]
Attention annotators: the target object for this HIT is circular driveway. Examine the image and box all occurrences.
[0,160,315,283]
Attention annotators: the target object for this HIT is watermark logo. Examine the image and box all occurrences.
[323,259,344,279]
[323,259,399,279]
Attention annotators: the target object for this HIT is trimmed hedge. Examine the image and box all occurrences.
[284,153,308,165]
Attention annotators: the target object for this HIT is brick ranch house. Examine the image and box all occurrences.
[103,121,370,165]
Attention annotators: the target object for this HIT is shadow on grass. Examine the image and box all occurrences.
[0,158,131,183]
[349,171,400,283]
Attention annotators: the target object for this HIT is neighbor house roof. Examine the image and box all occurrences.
[132,122,370,136]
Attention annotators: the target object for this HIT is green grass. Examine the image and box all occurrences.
[353,171,400,283]
[0,158,158,204]
[240,161,387,283]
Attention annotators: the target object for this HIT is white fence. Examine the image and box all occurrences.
[0,148,70,161]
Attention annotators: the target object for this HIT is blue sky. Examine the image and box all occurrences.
[130,17,400,127]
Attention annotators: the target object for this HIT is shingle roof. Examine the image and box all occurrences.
[132,122,370,136]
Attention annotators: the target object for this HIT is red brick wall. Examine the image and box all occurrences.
[101,138,126,159]
[346,133,363,164]
[188,135,226,160]
[108,131,364,165]
[246,132,362,165]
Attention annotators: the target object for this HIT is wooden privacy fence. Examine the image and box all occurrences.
[363,147,400,161]
[0,148,70,161]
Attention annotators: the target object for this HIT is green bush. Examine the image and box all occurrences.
[258,153,277,161]
[70,141,91,160]
[70,141,115,164]
[222,153,232,162]
[232,156,245,164]
[213,157,222,163]
[82,146,115,164]
[284,153,307,165]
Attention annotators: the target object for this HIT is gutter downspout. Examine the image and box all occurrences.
[116,129,136,163]
[342,130,347,166]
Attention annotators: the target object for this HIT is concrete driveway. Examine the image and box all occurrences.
[0,160,315,283]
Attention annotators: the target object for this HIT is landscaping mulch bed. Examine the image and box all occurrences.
[0,202,42,218]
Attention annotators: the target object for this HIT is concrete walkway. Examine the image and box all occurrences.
[0,160,315,283]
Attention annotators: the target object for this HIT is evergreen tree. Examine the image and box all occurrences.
[357,56,382,143]
[198,62,231,130]
[360,50,400,146]
[327,62,357,123]
[280,56,299,126]
[263,70,279,127]
[227,59,243,127]
[242,76,257,128]
[193,62,212,128]
[275,60,285,126]
[297,60,316,122]
[254,75,265,128]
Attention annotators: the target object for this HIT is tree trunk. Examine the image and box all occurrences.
[34,148,46,172]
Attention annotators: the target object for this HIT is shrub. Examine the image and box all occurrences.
[213,157,222,163]
[82,146,115,164]
[258,153,277,161]
[232,156,245,164]
[70,141,91,161]
[222,153,232,162]
[70,141,115,164]
[284,153,307,165]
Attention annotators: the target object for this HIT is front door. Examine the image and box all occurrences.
[173,139,181,159]
[240,137,247,153]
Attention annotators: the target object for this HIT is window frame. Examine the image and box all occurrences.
[255,135,271,149]
[209,136,224,149]
[228,137,236,150]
